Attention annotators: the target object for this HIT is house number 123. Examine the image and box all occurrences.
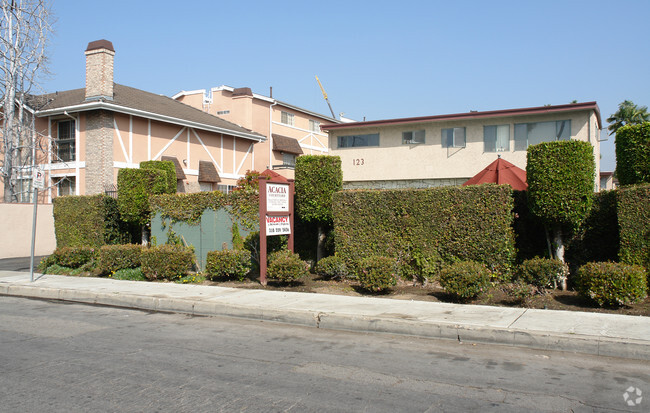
[353,158,365,166]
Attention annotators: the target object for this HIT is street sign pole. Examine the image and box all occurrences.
[30,166,44,282]
[29,187,38,282]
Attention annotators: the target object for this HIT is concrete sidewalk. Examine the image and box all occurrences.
[1,270,649,360]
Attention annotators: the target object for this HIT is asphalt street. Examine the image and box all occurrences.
[1,296,647,412]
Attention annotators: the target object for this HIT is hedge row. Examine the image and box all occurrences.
[615,122,650,186]
[618,184,650,269]
[149,190,258,229]
[53,195,125,248]
[332,185,515,277]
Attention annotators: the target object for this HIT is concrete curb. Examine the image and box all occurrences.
[3,281,649,361]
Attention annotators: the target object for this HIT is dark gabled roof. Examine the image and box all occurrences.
[198,160,220,183]
[321,102,602,131]
[272,134,303,155]
[33,84,265,141]
[161,156,186,180]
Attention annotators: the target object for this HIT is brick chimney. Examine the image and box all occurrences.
[85,39,115,101]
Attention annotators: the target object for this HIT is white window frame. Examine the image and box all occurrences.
[53,176,76,197]
[441,127,466,148]
[402,130,425,144]
[281,111,295,126]
[309,119,321,132]
[484,124,510,152]
[56,119,76,162]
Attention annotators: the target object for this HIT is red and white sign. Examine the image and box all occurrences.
[266,183,289,212]
[265,215,291,235]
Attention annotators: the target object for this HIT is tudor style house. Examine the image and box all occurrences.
[1,40,270,203]
[173,86,338,182]
[321,102,603,190]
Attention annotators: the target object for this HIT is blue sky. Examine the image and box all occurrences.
[41,0,650,171]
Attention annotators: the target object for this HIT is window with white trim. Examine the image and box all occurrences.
[16,177,33,203]
[337,133,379,148]
[402,130,425,144]
[53,176,75,197]
[56,120,76,162]
[441,127,466,148]
[309,119,321,132]
[281,111,295,126]
[514,120,571,150]
[484,125,510,152]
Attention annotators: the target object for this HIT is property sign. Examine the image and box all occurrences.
[266,183,289,212]
[265,215,291,235]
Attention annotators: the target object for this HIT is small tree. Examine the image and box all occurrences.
[117,168,172,244]
[294,155,342,262]
[526,140,595,290]
[615,122,650,186]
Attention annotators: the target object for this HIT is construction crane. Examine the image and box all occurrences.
[315,75,336,119]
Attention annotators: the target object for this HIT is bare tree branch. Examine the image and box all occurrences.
[1,0,53,202]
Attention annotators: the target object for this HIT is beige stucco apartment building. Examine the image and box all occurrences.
[321,102,603,190]
[173,86,338,183]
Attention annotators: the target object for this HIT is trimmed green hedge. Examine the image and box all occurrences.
[615,122,650,186]
[205,249,252,281]
[333,185,515,278]
[141,244,195,280]
[117,168,172,226]
[439,261,491,300]
[357,255,397,292]
[526,140,595,231]
[149,190,258,229]
[576,262,647,307]
[53,195,125,248]
[295,155,342,224]
[566,190,619,268]
[618,184,650,269]
[140,160,177,194]
[266,249,309,282]
[99,244,143,274]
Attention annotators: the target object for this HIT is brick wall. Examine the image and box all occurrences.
[85,110,114,194]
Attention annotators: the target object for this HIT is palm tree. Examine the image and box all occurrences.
[607,100,650,135]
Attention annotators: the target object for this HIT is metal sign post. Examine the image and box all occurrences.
[258,171,294,286]
[30,166,44,282]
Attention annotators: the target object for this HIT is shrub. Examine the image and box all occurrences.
[526,140,595,276]
[439,261,491,300]
[412,251,444,283]
[357,256,397,292]
[99,244,143,274]
[266,249,309,282]
[333,185,515,276]
[53,195,126,248]
[615,122,650,186]
[314,255,348,279]
[566,190,619,269]
[141,244,195,281]
[516,257,568,289]
[205,249,252,281]
[576,262,647,307]
[52,246,97,269]
[110,268,147,281]
[140,160,177,194]
[244,231,287,269]
[618,184,650,269]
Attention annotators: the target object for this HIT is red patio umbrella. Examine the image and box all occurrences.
[463,156,527,191]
